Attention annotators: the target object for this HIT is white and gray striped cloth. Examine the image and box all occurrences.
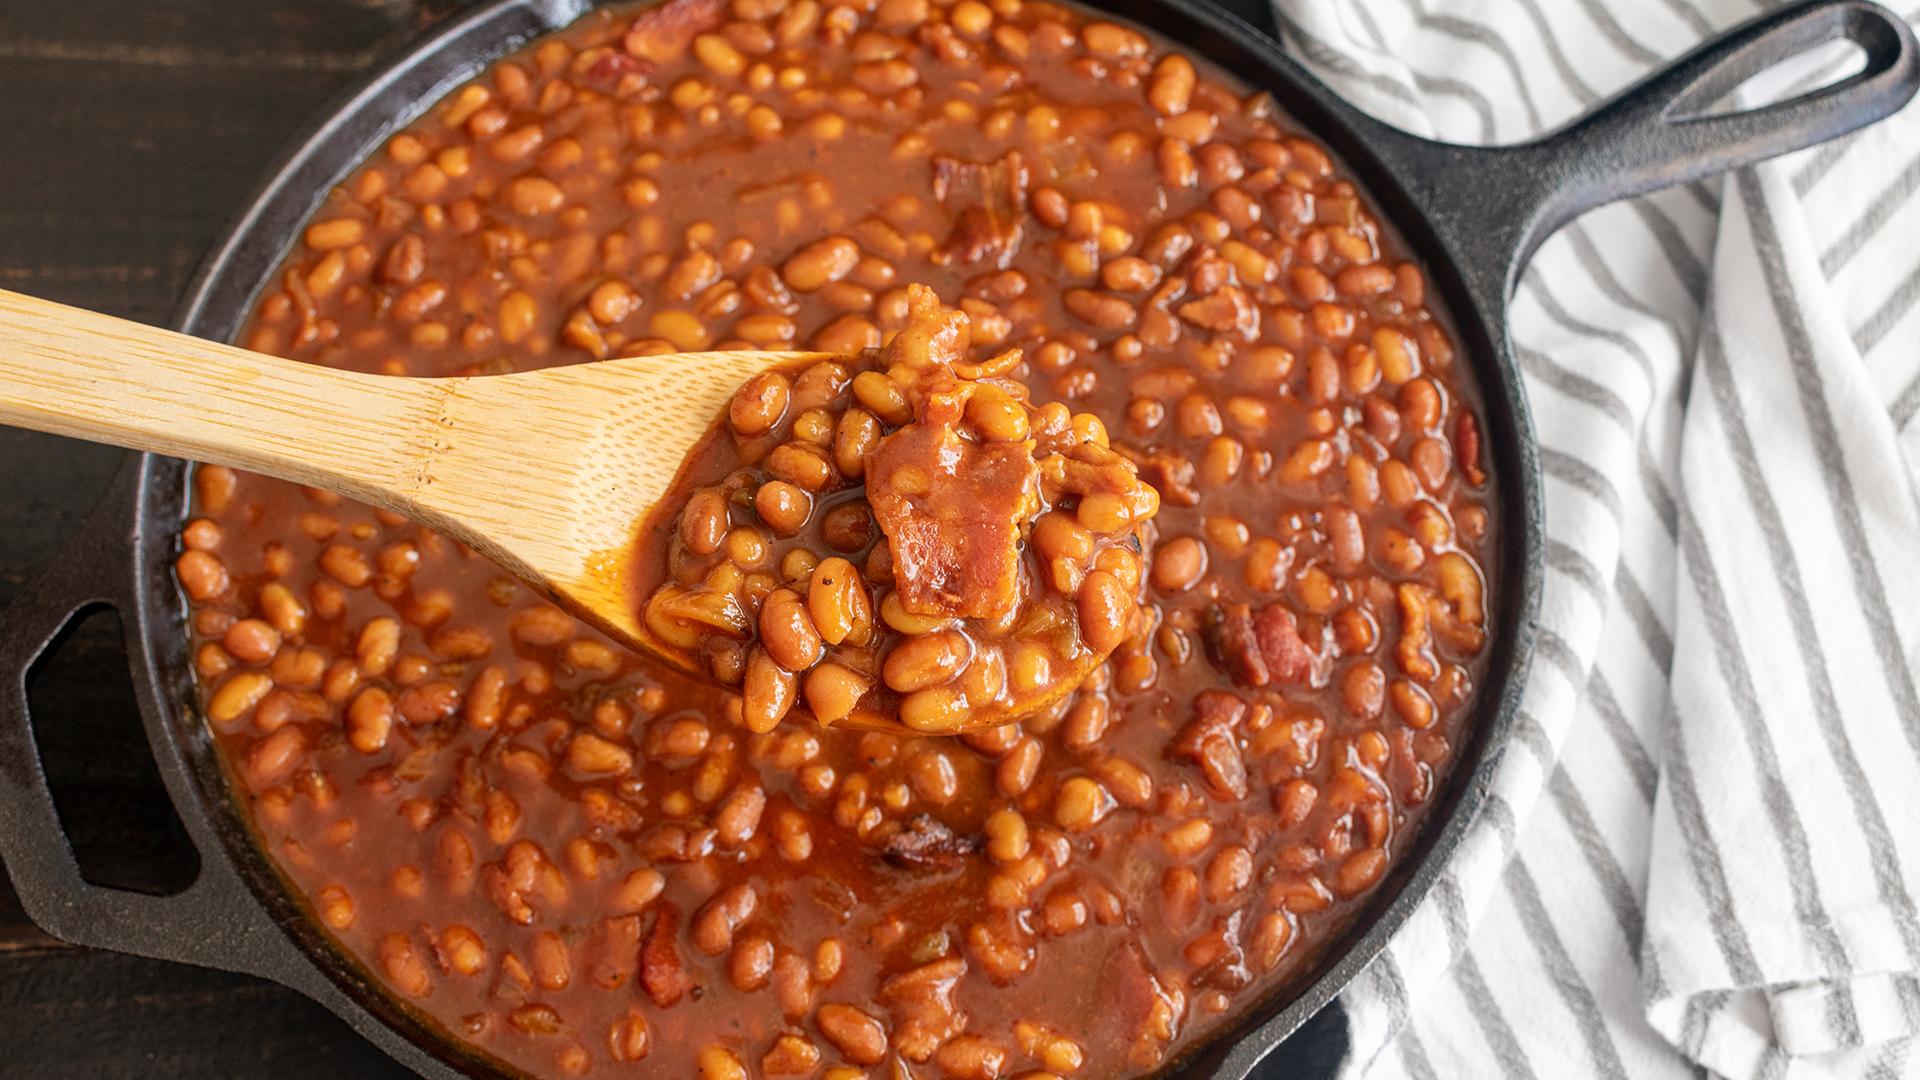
[1261,0,1920,1077]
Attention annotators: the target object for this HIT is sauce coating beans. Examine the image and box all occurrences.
[637,284,1157,733]
[178,0,1494,1076]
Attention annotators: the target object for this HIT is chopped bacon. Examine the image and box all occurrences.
[1204,603,1267,686]
[1176,284,1259,339]
[1102,942,1186,1070]
[880,956,968,1061]
[1455,409,1486,486]
[622,0,727,63]
[862,291,1041,623]
[1252,605,1313,684]
[639,901,695,1007]
[589,914,641,990]
[879,814,979,872]
[585,49,648,87]
[930,152,1029,269]
[1133,449,1199,507]
[868,427,1040,621]
[1203,602,1312,689]
[1169,690,1248,801]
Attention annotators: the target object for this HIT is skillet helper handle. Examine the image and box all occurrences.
[0,486,281,977]
[1537,0,1920,223]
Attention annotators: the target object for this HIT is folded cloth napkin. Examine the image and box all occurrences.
[1260,0,1920,1076]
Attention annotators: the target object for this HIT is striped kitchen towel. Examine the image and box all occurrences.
[1262,0,1920,1077]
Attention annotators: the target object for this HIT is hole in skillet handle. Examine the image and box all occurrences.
[25,604,199,896]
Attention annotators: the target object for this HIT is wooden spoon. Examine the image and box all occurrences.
[0,288,1102,734]
[0,286,817,665]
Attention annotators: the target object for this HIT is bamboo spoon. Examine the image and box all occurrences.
[0,288,1104,734]
[0,286,816,669]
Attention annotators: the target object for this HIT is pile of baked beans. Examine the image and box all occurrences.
[175,0,1494,1075]
[637,283,1159,735]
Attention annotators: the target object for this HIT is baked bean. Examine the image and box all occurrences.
[223,619,282,664]
[730,935,775,990]
[1150,536,1207,593]
[346,686,395,754]
[730,371,792,437]
[697,1046,747,1080]
[816,1003,888,1065]
[782,237,860,291]
[181,518,222,551]
[612,868,666,915]
[715,784,767,845]
[1335,263,1394,297]
[506,175,565,215]
[1148,53,1196,115]
[762,1034,819,1075]
[1064,288,1135,329]
[754,481,812,536]
[379,933,432,997]
[207,671,272,726]
[766,443,836,491]
[1053,776,1114,832]
[742,648,798,733]
[806,557,870,646]
[1205,846,1253,902]
[568,732,634,774]
[804,662,871,726]
[759,588,825,671]
[1077,571,1132,653]
[176,549,229,601]
[898,685,969,732]
[883,629,970,692]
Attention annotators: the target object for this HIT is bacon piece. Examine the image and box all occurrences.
[585,49,648,87]
[865,290,1040,622]
[1169,690,1248,801]
[868,427,1040,621]
[622,0,727,63]
[1203,602,1312,688]
[1176,284,1259,339]
[881,956,968,1061]
[1455,409,1486,486]
[639,901,695,1007]
[1101,942,1186,1070]
[1133,449,1199,508]
[589,914,641,990]
[1203,603,1266,686]
[1252,605,1313,684]
[878,814,978,872]
[930,152,1029,269]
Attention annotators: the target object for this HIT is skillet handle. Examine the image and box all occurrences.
[1380,0,1920,302]
[1539,0,1918,218]
[0,476,284,978]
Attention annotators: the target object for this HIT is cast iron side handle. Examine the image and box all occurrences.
[1372,0,1920,303]
[0,474,283,977]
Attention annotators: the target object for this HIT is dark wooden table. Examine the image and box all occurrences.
[0,0,1346,1074]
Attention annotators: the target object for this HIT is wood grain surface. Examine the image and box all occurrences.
[0,0,1345,1076]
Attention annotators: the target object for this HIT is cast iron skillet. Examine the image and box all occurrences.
[0,0,1914,1076]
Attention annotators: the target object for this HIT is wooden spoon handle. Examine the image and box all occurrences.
[0,287,428,504]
